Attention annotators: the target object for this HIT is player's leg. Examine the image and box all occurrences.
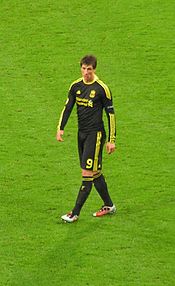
[71,132,98,217]
[61,131,86,222]
[71,169,93,217]
[93,171,116,217]
[92,130,116,217]
[61,131,95,222]
[71,129,115,218]
[61,173,93,222]
[93,172,113,206]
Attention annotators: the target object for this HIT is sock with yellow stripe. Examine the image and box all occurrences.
[93,172,113,207]
[72,176,93,216]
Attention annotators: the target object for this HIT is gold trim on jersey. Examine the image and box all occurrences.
[96,79,111,100]
[82,177,94,182]
[57,98,69,131]
[109,113,116,143]
[93,131,102,171]
[57,106,66,131]
[93,171,102,179]
[69,78,82,91]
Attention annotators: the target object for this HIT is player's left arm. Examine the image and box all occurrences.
[101,85,116,154]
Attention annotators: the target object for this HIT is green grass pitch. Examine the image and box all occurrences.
[0,0,174,285]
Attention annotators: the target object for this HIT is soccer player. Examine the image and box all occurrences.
[56,55,116,223]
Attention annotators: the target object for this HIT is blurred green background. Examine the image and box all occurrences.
[0,1,174,285]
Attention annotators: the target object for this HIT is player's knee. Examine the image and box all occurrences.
[82,169,98,177]
[82,169,93,177]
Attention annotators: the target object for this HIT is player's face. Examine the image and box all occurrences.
[81,64,95,83]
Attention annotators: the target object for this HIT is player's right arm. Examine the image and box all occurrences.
[56,87,76,142]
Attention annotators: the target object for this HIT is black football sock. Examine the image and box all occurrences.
[72,176,93,216]
[93,172,113,207]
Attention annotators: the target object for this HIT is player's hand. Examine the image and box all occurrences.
[106,142,116,154]
[56,130,64,142]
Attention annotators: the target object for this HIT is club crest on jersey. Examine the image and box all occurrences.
[89,90,96,98]
[76,90,81,95]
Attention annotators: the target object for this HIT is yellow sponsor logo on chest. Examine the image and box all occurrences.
[76,97,93,108]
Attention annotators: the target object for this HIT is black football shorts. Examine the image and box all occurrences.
[78,130,106,171]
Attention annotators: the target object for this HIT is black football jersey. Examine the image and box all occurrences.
[57,75,116,143]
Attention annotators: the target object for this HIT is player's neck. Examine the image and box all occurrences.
[83,75,97,85]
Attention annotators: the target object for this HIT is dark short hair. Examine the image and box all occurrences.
[80,55,97,69]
